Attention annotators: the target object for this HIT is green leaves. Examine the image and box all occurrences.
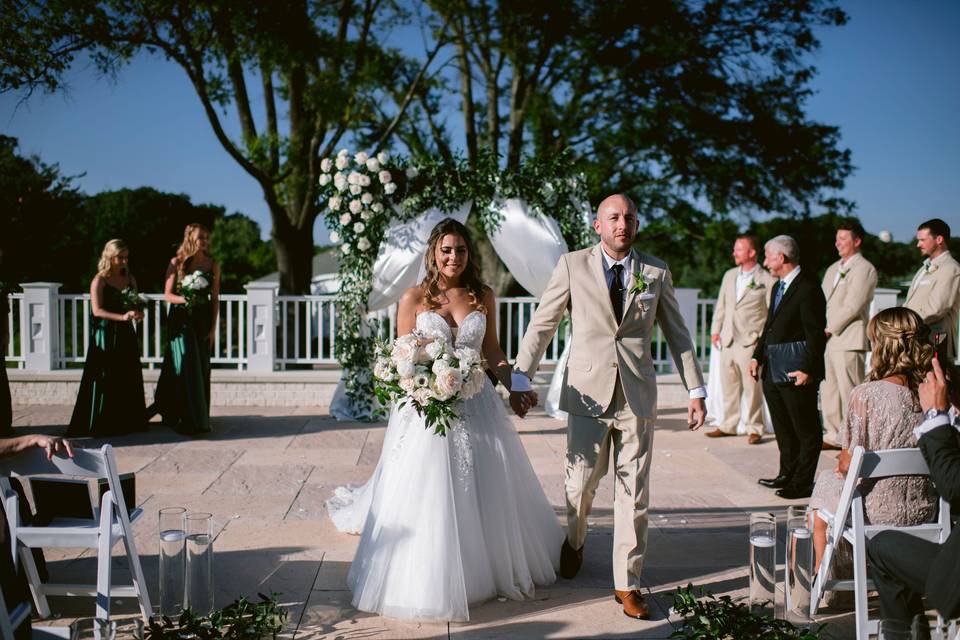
[145,592,287,639]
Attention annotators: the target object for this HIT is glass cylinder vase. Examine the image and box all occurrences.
[785,505,814,622]
[185,512,214,615]
[158,507,187,618]
[748,512,777,615]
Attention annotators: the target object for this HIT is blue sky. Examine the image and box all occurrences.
[2,0,958,245]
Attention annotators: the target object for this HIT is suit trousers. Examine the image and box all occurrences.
[867,530,940,626]
[717,343,764,436]
[566,377,654,590]
[762,371,822,489]
[821,350,865,446]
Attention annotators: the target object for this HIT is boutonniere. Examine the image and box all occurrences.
[630,272,654,295]
[838,268,849,280]
[746,277,758,290]
[924,262,939,274]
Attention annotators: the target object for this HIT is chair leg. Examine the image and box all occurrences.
[95,496,114,621]
[852,536,869,640]
[17,545,50,618]
[119,518,153,619]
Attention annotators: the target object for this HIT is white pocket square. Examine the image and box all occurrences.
[638,293,656,301]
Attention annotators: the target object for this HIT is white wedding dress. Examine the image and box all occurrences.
[326,310,563,621]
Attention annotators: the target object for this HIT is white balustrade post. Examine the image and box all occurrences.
[869,288,900,318]
[21,282,61,371]
[245,282,278,372]
[671,287,701,373]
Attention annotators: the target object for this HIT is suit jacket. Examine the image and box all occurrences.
[752,269,827,381]
[905,251,960,359]
[918,423,960,618]
[822,253,877,352]
[514,244,704,419]
[710,266,775,348]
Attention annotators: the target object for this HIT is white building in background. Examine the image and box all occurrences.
[252,250,340,294]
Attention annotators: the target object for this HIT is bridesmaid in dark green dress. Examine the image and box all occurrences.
[152,223,220,434]
[67,240,149,437]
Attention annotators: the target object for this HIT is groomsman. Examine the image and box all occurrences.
[706,236,774,443]
[749,235,827,499]
[905,218,960,361]
[820,220,877,450]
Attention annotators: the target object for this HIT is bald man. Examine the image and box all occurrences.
[511,193,706,620]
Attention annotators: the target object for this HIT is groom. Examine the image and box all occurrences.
[510,193,706,619]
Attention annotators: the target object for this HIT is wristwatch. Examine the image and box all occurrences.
[924,408,948,421]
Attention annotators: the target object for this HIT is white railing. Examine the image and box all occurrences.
[3,293,25,368]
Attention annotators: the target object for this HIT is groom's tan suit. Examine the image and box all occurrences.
[514,244,704,590]
[904,251,960,361]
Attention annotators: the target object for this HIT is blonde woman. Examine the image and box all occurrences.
[151,224,220,434]
[810,307,938,606]
[67,240,148,437]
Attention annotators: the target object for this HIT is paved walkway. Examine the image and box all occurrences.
[10,404,858,639]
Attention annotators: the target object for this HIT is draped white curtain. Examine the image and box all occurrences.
[330,198,571,421]
[705,348,774,433]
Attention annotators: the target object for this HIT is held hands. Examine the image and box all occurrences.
[919,355,949,413]
[687,397,706,430]
[788,370,810,386]
[509,390,538,418]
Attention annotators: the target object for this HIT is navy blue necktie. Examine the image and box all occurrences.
[773,280,785,311]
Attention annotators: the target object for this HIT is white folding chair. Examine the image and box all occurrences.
[811,446,952,639]
[0,581,69,640]
[0,445,151,622]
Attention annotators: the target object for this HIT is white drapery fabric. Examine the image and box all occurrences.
[332,199,572,421]
[705,347,773,434]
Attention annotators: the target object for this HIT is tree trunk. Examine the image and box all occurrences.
[272,218,314,294]
[466,216,516,296]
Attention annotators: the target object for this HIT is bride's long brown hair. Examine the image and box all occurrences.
[420,218,486,313]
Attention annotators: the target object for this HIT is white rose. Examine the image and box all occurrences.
[391,337,418,364]
[353,221,365,233]
[371,202,384,213]
[354,151,369,165]
[405,165,419,179]
[384,182,397,195]
[434,367,463,399]
[349,184,362,195]
[359,174,371,187]
[320,158,333,173]
[334,173,347,192]
[360,209,373,220]
[347,171,360,185]
[361,192,373,204]
[412,387,434,406]
[329,231,340,243]
[335,155,349,170]
[365,157,380,172]
[373,358,393,381]
[425,340,445,360]
[358,237,371,251]
[377,151,389,164]
[396,359,416,379]
[318,173,331,186]
[339,212,351,225]
[455,347,481,368]
[337,148,349,157]
[349,199,363,214]
[378,170,392,184]
[328,196,342,211]
[399,377,416,393]
[341,244,351,255]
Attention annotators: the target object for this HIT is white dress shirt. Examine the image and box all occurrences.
[736,264,761,302]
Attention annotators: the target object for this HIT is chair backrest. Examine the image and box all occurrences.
[0,580,29,640]
[858,448,931,480]
[829,445,867,539]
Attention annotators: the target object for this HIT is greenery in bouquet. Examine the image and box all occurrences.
[372,333,487,436]
[120,286,149,313]
[180,270,211,309]
[145,592,287,639]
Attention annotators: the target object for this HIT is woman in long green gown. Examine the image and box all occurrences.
[67,240,149,437]
[152,224,220,434]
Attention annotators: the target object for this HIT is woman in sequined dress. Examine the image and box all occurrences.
[326,218,563,622]
[810,307,938,603]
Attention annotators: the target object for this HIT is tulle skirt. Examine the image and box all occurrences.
[327,381,564,621]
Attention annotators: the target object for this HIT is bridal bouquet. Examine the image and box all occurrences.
[373,332,487,436]
[120,287,149,314]
[180,271,211,309]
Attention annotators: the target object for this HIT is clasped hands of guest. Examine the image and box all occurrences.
[746,359,810,387]
[122,310,143,322]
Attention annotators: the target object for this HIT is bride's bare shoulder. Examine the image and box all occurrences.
[398,286,423,313]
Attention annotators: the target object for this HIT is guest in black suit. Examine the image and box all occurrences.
[749,235,827,499]
[867,355,960,628]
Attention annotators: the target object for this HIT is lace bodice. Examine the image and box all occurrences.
[416,310,486,350]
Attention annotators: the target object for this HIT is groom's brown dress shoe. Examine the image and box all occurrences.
[614,590,651,619]
[704,428,734,438]
[559,539,583,579]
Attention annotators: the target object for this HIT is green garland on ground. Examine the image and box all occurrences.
[319,149,591,421]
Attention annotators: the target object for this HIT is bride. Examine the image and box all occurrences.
[327,218,564,621]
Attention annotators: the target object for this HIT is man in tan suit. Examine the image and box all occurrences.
[705,235,774,444]
[510,194,706,620]
[905,218,960,361]
[820,219,877,449]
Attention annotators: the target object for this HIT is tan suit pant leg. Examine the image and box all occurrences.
[821,350,865,446]
[718,343,764,435]
[566,378,654,590]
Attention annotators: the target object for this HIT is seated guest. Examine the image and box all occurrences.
[868,355,960,632]
[810,307,938,599]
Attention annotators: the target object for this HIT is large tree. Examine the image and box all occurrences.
[2,0,853,293]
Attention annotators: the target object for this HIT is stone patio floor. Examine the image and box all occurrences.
[9,403,862,639]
